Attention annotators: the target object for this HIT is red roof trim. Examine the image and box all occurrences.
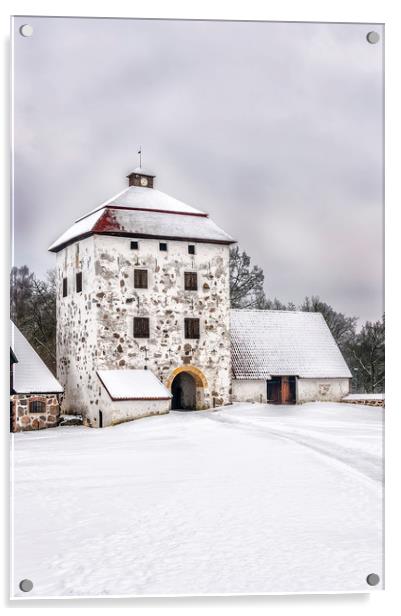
[111,205,208,217]
[76,205,208,222]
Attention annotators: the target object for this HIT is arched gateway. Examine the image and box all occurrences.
[166,366,208,411]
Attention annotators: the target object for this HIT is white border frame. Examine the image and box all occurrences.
[2,1,399,614]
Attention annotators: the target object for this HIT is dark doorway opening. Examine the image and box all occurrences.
[10,400,15,433]
[171,372,197,410]
[267,377,281,404]
[267,376,297,404]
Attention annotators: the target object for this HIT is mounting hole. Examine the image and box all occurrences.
[19,579,33,592]
[366,31,380,44]
[19,24,34,37]
[366,573,380,586]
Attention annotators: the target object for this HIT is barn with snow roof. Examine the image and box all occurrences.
[230,309,352,404]
[48,165,351,427]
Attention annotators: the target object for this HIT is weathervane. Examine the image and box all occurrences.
[137,146,142,168]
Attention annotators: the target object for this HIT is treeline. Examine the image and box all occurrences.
[230,247,384,393]
[10,252,385,394]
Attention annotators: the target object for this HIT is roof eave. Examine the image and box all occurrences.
[109,396,172,401]
[12,388,64,394]
[49,230,236,253]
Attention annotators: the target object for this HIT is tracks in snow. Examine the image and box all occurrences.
[205,411,383,484]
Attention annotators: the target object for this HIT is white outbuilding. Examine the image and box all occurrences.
[230,309,352,404]
[96,369,172,427]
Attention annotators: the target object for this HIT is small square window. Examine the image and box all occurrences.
[184,272,198,291]
[76,272,82,293]
[159,242,168,252]
[184,318,200,339]
[134,317,150,338]
[188,245,195,255]
[134,269,148,289]
[62,277,68,297]
[130,241,139,250]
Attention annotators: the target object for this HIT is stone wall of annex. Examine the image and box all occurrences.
[56,234,232,425]
[11,394,61,432]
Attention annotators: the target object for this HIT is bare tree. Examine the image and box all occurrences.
[229,247,266,308]
[300,296,357,349]
[10,266,57,374]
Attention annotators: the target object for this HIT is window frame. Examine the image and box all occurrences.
[76,271,82,293]
[184,317,200,339]
[184,271,198,291]
[188,244,196,255]
[29,399,46,414]
[133,317,150,338]
[130,240,139,250]
[134,269,148,289]
[159,242,168,252]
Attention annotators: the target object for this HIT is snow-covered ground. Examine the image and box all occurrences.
[11,402,383,598]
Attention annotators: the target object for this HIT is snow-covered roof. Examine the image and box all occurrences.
[129,166,155,177]
[10,322,63,394]
[104,186,206,215]
[49,185,235,252]
[343,393,384,401]
[97,369,172,400]
[48,209,104,252]
[230,309,352,379]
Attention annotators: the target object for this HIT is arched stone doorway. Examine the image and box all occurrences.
[166,366,208,410]
[171,372,196,410]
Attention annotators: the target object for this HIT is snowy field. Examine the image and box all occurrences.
[11,402,383,598]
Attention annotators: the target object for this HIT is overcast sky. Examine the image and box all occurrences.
[12,17,383,324]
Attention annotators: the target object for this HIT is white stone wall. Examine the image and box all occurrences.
[56,236,99,420]
[98,388,170,427]
[232,377,350,404]
[231,379,267,403]
[56,234,232,425]
[297,378,350,402]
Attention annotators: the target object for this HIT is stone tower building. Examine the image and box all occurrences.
[49,167,235,427]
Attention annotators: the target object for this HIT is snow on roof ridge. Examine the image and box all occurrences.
[131,166,155,176]
[230,308,323,316]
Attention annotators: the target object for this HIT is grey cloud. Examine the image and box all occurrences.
[12,17,383,323]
